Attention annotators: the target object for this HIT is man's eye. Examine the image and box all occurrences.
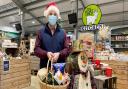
[49,13,52,15]
[54,14,57,16]
[49,13,57,16]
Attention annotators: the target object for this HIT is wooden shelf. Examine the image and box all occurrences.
[2,45,18,48]
[111,40,128,42]
[111,27,128,52]
[112,47,128,49]
[111,34,128,36]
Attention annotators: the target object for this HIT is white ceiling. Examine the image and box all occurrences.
[0,0,128,32]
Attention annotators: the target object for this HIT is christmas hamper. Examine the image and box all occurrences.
[37,60,70,89]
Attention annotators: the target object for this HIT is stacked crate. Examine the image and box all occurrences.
[0,56,31,89]
[101,60,128,89]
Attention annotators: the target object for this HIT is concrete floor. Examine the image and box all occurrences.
[23,76,40,89]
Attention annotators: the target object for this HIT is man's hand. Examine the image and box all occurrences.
[47,52,54,60]
[53,52,60,62]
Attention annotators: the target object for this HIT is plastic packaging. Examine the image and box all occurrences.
[54,69,64,85]
[53,63,65,74]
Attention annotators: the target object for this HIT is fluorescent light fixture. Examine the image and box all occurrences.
[32,21,35,24]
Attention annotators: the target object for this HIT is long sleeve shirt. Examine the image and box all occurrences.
[34,23,70,68]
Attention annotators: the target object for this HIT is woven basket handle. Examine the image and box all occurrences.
[46,59,54,86]
[46,59,53,74]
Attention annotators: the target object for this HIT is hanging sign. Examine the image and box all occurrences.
[80,24,103,31]
[80,4,102,31]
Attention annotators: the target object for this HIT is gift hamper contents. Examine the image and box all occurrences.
[37,61,70,89]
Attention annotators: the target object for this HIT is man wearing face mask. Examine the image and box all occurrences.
[34,2,70,68]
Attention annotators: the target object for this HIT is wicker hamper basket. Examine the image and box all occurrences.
[37,60,70,89]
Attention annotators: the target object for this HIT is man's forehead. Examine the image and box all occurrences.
[49,10,57,14]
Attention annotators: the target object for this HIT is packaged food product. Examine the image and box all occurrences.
[54,69,64,85]
[53,63,65,74]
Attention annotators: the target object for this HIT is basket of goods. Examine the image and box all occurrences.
[37,60,70,89]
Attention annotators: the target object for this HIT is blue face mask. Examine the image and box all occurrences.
[48,15,58,25]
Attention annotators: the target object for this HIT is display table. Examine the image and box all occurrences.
[94,75,117,89]
[0,56,31,89]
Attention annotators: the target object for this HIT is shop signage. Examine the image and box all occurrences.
[80,4,102,31]
[82,4,102,25]
[80,24,103,31]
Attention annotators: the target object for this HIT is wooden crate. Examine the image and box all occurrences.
[0,56,31,89]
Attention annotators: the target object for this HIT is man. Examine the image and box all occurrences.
[34,2,70,68]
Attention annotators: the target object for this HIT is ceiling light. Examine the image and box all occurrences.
[12,24,15,27]
[32,21,35,24]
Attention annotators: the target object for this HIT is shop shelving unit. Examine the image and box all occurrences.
[111,25,128,53]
